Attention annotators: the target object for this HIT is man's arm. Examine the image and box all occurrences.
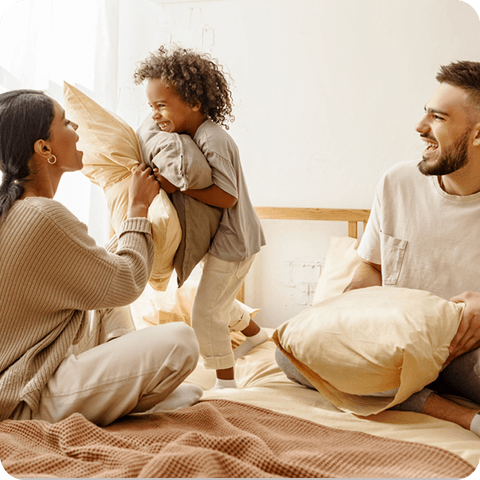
[343,260,382,293]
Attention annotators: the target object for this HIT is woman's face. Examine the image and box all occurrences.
[47,100,83,172]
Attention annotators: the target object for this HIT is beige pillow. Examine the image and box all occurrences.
[136,116,222,288]
[63,82,181,291]
[313,236,362,304]
[136,116,213,191]
[273,286,464,416]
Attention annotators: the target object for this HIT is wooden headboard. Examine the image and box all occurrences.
[254,207,370,239]
[237,207,371,303]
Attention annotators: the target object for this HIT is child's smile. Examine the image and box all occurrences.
[157,121,171,131]
[145,78,205,137]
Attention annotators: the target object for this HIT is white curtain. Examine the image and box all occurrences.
[0,0,120,245]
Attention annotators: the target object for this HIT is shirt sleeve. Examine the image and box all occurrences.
[357,188,382,265]
[103,217,155,306]
[206,151,238,199]
[26,201,155,311]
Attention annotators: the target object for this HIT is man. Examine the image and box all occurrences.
[345,60,480,435]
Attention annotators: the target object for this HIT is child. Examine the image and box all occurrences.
[134,46,268,389]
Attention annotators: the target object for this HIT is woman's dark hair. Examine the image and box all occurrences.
[0,89,54,219]
[133,45,234,128]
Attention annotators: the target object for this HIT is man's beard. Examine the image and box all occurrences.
[417,130,470,176]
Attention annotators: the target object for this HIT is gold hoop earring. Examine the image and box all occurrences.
[47,155,57,165]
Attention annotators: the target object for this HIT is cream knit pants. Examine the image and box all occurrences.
[10,307,200,426]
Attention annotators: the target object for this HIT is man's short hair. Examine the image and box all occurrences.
[436,60,480,110]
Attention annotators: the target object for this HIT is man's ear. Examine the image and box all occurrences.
[473,122,480,147]
[192,103,202,112]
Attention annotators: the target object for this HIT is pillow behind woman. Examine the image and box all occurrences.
[64,83,222,290]
[63,82,181,291]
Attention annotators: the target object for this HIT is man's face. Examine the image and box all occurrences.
[416,83,474,176]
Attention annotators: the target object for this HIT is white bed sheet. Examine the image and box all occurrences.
[184,329,480,469]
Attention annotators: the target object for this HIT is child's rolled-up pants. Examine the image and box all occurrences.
[192,253,255,370]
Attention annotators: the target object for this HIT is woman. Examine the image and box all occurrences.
[0,89,202,427]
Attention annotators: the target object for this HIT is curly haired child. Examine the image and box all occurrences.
[134,46,268,389]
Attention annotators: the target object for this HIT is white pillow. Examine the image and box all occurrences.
[313,236,362,304]
[274,286,464,415]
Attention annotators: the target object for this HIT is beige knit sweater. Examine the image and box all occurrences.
[0,197,154,421]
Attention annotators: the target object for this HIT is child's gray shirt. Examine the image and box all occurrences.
[193,120,266,262]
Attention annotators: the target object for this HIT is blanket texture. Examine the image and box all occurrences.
[0,399,474,478]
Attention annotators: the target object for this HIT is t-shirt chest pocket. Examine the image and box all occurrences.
[380,231,408,285]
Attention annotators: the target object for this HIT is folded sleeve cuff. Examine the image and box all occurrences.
[119,217,152,236]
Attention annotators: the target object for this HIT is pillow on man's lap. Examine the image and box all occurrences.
[273,286,464,415]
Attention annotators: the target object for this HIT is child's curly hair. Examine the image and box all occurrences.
[134,46,234,128]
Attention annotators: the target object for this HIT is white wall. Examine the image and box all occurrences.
[1,0,480,327]
[113,0,480,327]
[117,0,480,207]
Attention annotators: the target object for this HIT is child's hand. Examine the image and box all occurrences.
[154,172,179,194]
[127,164,160,218]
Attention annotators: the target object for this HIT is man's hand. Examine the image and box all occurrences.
[446,291,480,364]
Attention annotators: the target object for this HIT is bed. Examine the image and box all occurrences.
[1,207,478,478]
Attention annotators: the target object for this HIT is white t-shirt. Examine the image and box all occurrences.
[358,160,480,300]
[193,120,266,262]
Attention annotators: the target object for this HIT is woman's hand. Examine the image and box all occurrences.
[445,291,480,364]
[127,164,160,218]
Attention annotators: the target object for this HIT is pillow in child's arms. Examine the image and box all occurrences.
[136,116,213,190]
[273,286,464,416]
[170,192,222,288]
[63,82,181,292]
[137,116,222,288]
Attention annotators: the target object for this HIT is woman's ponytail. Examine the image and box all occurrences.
[0,176,24,218]
[0,90,54,219]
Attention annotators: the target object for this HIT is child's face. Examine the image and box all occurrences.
[146,78,203,137]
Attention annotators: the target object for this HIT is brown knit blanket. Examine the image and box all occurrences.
[0,399,474,478]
